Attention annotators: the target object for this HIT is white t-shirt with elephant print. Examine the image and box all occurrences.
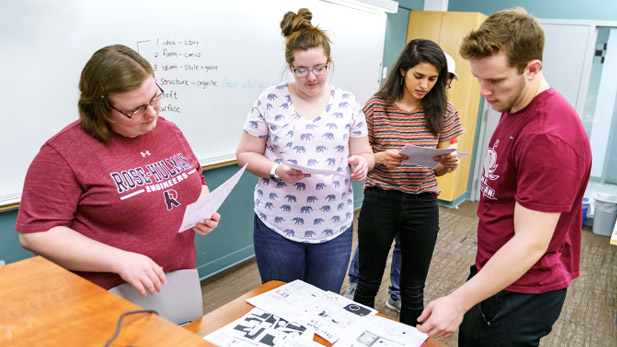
[243,82,368,243]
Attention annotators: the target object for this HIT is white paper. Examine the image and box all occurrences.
[246,280,325,322]
[204,307,317,347]
[178,164,247,232]
[333,315,428,347]
[247,280,377,343]
[203,330,259,347]
[286,162,346,176]
[279,334,323,347]
[300,291,377,343]
[399,144,468,169]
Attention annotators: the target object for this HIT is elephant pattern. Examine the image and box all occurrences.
[243,82,368,243]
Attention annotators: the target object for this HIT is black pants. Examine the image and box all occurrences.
[353,187,439,326]
[459,265,567,347]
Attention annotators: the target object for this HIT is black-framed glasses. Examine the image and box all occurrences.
[109,82,165,119]
[291,63,329,77]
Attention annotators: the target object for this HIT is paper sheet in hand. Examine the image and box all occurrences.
[178,164,246,232]
[400,144,468,169]
[286,162,345,176]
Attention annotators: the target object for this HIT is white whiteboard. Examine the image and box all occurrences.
[0,0,386,205]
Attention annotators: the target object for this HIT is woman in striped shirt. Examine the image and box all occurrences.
[353,39,463,326]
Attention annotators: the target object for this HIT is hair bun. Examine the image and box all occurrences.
[280,8,313,37]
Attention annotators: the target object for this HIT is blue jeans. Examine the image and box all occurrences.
[459,266,567,346]
[354,188,439,326]
[348,235,401,297]
[253,214,353,293]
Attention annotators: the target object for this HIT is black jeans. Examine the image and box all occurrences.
[459,265,568,347]
[353,187,439,326]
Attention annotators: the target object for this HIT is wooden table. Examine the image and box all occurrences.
[0,256,208,346]
[185,280,446,347]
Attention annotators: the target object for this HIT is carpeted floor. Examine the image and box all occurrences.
[202,200,617,346]
[340,201,617,346]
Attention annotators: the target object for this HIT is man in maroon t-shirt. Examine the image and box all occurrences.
[416,8,592,346]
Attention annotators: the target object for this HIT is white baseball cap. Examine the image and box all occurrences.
[444,52,459,80]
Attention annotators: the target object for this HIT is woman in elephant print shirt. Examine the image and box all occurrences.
[236,8,374,292]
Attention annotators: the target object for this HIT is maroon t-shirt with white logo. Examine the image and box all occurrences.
[477,88,592,294]
[16,117,205,289]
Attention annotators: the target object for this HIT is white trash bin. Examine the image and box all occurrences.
[592,192,617,237]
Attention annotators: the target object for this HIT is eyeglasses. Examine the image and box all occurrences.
[108,82,165,119]
[291,63,329,77]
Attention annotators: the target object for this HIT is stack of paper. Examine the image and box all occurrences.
[204,280,428,347]
[247,280,377,343]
